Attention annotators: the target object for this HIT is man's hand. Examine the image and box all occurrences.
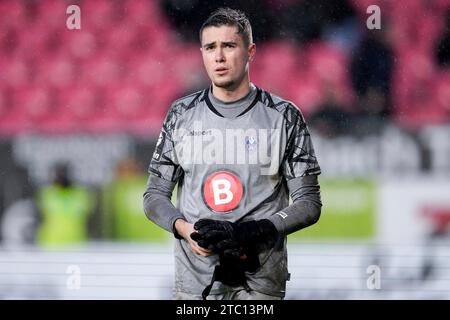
[191,218,280,257]
[174,219,213,256]
[191,220,242,259]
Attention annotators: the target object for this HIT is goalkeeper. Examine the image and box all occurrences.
[143,7,322,300]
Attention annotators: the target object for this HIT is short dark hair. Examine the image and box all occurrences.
[199,7,253,47]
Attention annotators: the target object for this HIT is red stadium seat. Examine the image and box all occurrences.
[166,45,203,90]
[433,72,450,116]
[393,70,446,128]
[16,86,52,120]
[122,0,168,28]
[60,86,100,120]
[82,0,116,32]
[0,85,27,135]
[392,51,436,127]
[253,41,299,96]
[305,43,355,109]
[6,86,68,133]
[106,24,139,53]
[81,54,122,87]
[112,86,146,119]
[126,52,167,87]
[36,55,77,88]
[16,21,55,58]
[0,86,10,118]
[37,0,68,30]
[127,83,178,136]
[0,26,20,56]
[285,72,324,117]
[306,43,349,85]
[47,86,107,133]
[65,30,99,60]
[0,56,31,87]
[0,0,28,29]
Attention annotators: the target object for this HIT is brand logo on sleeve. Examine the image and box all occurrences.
[152,132,165,160]
[203,171,243,212]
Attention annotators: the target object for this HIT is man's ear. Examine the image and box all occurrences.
[248,43,256,62]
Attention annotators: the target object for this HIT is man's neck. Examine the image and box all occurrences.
[211,78,251,103]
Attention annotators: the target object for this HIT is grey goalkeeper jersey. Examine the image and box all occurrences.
[145,85,321,297]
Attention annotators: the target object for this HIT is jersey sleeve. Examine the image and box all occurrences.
[281,104,321,180]
[148,104,184,183]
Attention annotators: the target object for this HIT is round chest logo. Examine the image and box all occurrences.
[203,171,243,212]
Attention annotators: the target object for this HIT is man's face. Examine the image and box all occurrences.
[200,25,255,90]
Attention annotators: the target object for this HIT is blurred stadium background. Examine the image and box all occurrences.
[1,0,450,299]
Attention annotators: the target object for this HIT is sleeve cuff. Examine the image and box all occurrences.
[267,212,288,236]
[170,216,186,240]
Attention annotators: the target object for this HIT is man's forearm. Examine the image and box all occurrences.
[143,175,185,234]
[267,175,322,236]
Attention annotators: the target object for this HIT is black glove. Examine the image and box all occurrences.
[190,220,241,258]
[192,219,280,300]
[190,218,279,257]
[201,251,250,300]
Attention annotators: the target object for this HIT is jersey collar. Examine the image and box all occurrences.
[204,86,262,118]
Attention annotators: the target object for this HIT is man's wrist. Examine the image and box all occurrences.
[238,219,279,249]
[174,218,188,239]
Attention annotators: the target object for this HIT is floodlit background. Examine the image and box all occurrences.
[1,0,450,299]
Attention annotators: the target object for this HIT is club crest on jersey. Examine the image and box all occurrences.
[245,136,257,151]
[202,170,243,213]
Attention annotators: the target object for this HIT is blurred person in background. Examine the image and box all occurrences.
[143,8,322,300]
[350,28,394,119]
[309,83,356,137]
[266,0,356,44]
[0,166,39,246]
[436,10,450,68]
[35,162,95,247]
[102,158,167,242]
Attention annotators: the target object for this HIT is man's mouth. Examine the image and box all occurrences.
[215,67,228,75]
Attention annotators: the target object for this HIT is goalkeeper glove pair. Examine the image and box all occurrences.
[190,218,279,259]
[190,218,279,299]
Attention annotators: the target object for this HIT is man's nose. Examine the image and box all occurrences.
[215,48,225,62]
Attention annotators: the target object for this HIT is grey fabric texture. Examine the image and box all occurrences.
[143,84,321,297]
[208,83,257,118]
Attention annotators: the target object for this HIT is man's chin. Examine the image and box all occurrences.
[213,80,236,90]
